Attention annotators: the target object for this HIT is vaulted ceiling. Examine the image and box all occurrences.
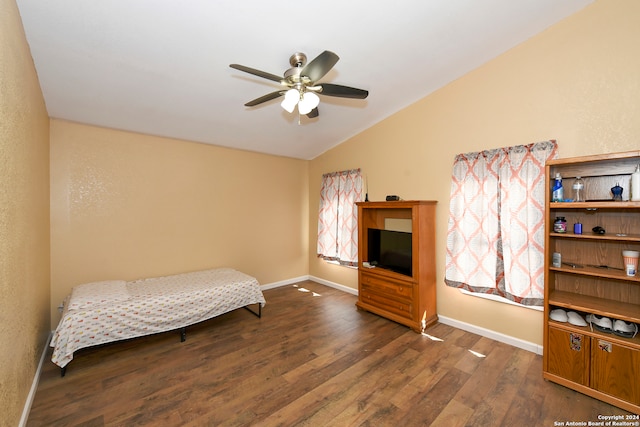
[16,0,592,159]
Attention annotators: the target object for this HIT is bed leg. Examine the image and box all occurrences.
[60,367,66,377]
[243,303,262,318]
[180,327,186,342]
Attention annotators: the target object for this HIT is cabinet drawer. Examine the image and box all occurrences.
[591,339,640,405]
[547,327,590,386]
[360,290,412,319]
[360,273,412,299]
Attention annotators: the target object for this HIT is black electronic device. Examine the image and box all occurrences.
[367,228,412,276]
[385,195,400,201]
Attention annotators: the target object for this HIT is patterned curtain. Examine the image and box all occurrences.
[445,140,557,306]
[317,169,363,266]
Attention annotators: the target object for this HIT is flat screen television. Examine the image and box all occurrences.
[367,228,412,276]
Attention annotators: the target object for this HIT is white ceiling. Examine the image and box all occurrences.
[16,0,592,160]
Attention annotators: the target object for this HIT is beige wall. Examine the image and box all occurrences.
[309,0,640,347]
[0,0,51,425]
[50,120,309,326]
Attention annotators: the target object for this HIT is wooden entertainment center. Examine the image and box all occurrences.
[355,200,437,332]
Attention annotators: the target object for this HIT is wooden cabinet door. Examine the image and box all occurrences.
[591,339,640,405]
[547,327,590,386]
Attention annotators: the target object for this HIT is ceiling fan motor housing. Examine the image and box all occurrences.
[284,53,308,85]
[283,67,302,85]
[289,52,307,68]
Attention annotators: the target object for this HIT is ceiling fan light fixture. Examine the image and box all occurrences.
[281,89,299,113]
[231,51,368,119]
[298,91,319,115]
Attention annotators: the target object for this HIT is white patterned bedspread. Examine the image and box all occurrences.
[51,268,266,368]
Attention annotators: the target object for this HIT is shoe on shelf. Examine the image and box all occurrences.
[586,314,613,333]
[613,320,638,339]
[567,311,587,327]
[550,309,568,322]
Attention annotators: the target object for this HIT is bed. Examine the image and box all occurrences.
[51,267,266,375]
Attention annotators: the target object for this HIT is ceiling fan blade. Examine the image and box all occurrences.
[244,91,284,107]
[319,83,369,99]
[230,64,283,83]
[306,107,319,119]
[301,51,339,83]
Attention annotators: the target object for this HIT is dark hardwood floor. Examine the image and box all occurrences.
[27,281,632,426]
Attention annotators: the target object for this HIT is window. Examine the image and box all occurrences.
[445,140,557,306]
[317,169,363,266]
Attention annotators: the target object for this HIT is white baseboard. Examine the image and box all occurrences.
[20,332,52,427]
[260,275,311,290]
[308,275,358,295]
[261,275,358,296]
[438,315,543,355]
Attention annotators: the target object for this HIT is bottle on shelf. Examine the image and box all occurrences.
[552,173,564,202]
[631,164,640,202]
[572,176,585,202]
[611,183,623,201]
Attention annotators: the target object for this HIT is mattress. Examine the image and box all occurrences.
[51,268,266,368]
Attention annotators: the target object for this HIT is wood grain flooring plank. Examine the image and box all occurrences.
[501,353,547,426]
[460,347,535,426]
[448,340,514,411]
[327,344,426,426]
[389,337,468,411]
[429,398,475,427]
[257,331,414,426]
[396,366,472,426]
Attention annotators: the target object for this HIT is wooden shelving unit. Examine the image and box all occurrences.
[543,151,640,414]
[355,200,437,333]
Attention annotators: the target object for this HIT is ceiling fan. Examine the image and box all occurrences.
[229,51,368,119]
